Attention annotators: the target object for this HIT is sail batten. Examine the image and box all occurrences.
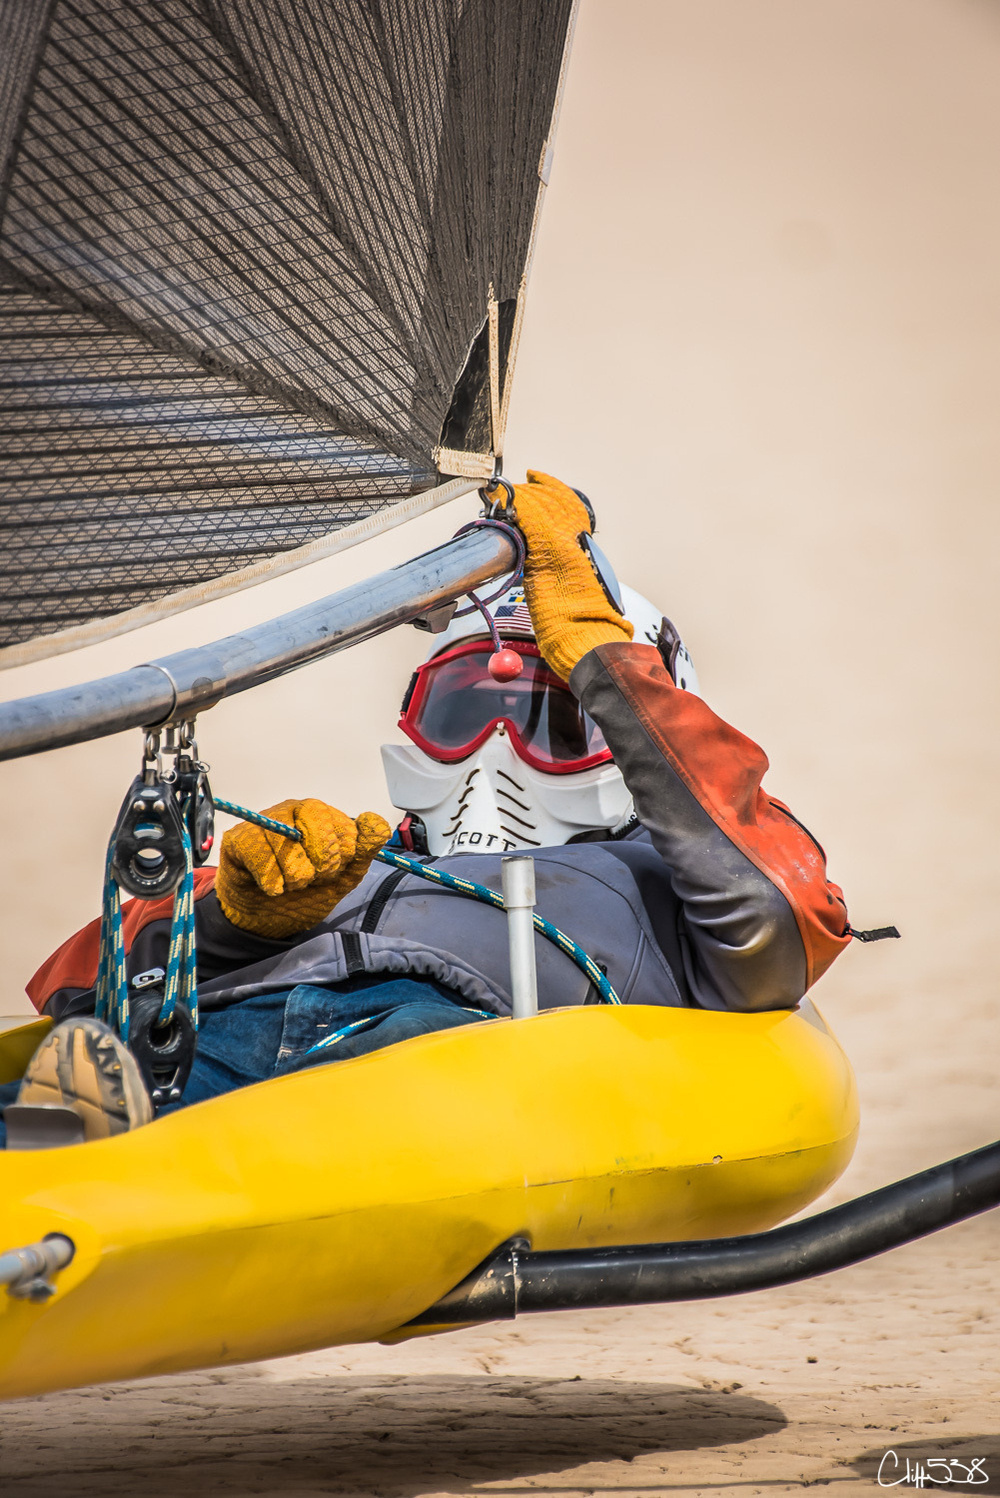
[0,0,576,661]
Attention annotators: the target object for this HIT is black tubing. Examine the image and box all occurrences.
[407,1139,1000,1326]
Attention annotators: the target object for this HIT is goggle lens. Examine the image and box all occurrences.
[401,644,611,771]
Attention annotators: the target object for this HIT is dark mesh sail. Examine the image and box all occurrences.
[0,0,574,651]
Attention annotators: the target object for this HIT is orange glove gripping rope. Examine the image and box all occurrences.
[215,798,390,939]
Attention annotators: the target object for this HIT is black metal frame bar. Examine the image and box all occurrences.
[406,1138,1000,1326]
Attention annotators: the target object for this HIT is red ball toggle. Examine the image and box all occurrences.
[488,648,524,683]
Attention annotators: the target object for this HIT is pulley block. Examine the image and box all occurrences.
[173,754,215,865]
[110,773,189,899]
[127,969,197,1107]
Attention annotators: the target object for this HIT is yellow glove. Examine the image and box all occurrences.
[512,470,633,682]
[215,798,391,939]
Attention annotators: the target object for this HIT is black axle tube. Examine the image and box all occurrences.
[406,1138,1000,1326]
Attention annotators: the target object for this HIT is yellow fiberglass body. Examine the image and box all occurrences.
[0,1002,857,1400]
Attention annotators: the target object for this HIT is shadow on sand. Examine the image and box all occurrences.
[1,1370,787,1496]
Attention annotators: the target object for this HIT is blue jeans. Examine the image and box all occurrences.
[0,977,490,1147]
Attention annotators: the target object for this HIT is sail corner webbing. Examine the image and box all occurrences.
[0,0,576,662]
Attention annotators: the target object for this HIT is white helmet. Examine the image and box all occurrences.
[381,577,700,856]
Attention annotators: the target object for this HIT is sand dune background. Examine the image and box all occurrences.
[2,2,998,1491]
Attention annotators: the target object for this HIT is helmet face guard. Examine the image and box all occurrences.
[399,641,613,775]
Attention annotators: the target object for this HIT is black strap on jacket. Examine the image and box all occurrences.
[360,868,408,934]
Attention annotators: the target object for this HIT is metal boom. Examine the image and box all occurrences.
[0,527,518,762]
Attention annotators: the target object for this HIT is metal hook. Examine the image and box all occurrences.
[480,476,516,521]
[142,729,163,784]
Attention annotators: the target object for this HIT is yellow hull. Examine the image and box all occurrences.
[0,1004,857,1399]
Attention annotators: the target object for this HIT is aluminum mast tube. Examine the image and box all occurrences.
[0,527,518,762]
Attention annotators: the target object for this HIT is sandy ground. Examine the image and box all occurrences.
[1,0,999,1492]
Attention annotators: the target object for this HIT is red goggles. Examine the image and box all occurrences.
[399,641,613,775]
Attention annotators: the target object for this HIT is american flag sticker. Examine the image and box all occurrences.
[492,587,534,636]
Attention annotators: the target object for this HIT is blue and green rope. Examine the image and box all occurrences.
[94,839,129,1038]
[374,846,621,1005]
[95,800,197,1040]
[215,799,621,1007]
